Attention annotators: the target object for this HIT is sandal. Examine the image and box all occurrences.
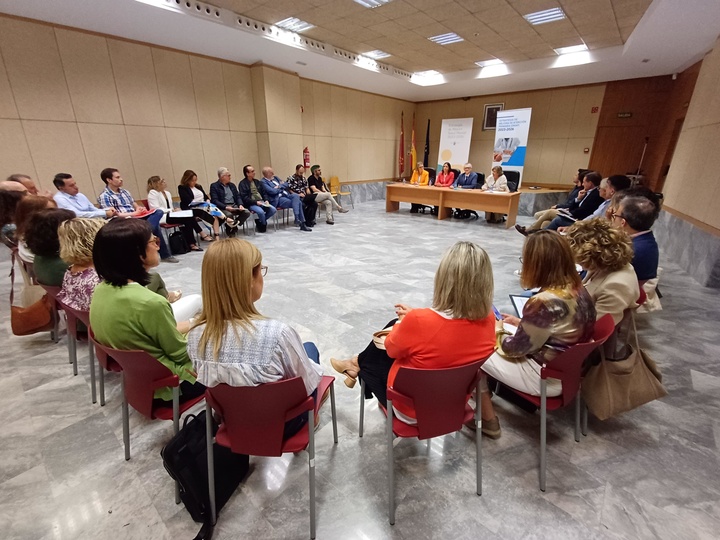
[200,233,213,242]
[330,357,359,388]
[190,245,203,252]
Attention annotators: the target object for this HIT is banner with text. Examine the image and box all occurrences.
[491,108,532,187]
[437,118,474,173]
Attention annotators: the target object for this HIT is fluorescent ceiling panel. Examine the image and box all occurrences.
[429,32,464,45]
[275,17,314,33]
[523,7,566,25]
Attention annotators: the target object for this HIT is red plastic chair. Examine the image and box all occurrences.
[359,359,487,525]
[205,376,338,539]
[58,302,97,404]
[89,329,121,406]
[499,314,615,491]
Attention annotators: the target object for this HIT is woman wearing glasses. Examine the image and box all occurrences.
[187,238,324,437]
[90,218,205,406]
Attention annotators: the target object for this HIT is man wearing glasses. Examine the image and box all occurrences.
[611,193,660,282]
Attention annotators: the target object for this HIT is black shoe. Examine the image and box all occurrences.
[225,224,236,237]
[307,221,316,227]
[515,224,528,236]
[256,221,267,233]
[326,220,334,225]
[299,223,312,232]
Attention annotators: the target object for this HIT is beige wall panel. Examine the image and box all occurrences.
[165,128,205,183]
[468,140,494,174]
[346,89,363,137]
[0,19,74,121]
[23,120,91,195]
[152,49,199,129]
[223,63,256,133]
[522,141,541,183]
[231,131,260,176]
[77,123,135,199]
[256,132,271,174]
[107,40,163,127]
[378,140,395,179]
[0,119,36,180]
[536,138,568,182]
[330,86,348,138]
[684,47,720,129]
[519,92,552,139]
[0,49,19,119]
[372,139,387,179]
[692,123,720,227]
[570,85,605,138]
[55,29,123,125]
[250,66,268,133]
[299,79,315,136]
[331,137,348,182]
[263,68,285,133]
[282,72,302,136]
[346,137,368,180]
[559,138,593,182]
[361,93,376,139]
[200,130,234,185]
[663,126,699,209]
[267,133,289,179]
[378,99,396,141]
[190,57,229,131]
[125,125,173,196]
[286,134,304,172]
[544,88,577,139]
[312,82,331,137]
[314,136,333,176]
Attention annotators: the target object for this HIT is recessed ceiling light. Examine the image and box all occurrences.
[365,50,391,59]
[477,64,509,78]
[428,33,464,45]
[353,0,392,8]
[523,7,566,25]
[410,70,445,86]
[552,51,593,68]
[475,58,504,68]
[275,17,315,33]
[414,70,441,77]
[554,44,588,55]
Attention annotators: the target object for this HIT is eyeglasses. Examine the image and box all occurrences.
[149,235,160,247]
[519,257,524,264]
[260,265,268,277]
[611,212,626,220]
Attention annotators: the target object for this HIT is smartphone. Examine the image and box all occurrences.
[492,305,502,321]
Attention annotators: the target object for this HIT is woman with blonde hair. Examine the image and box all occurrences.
[331,241,497,428]
[187,238,324,437]
[57,218,106,311]
[566,218,639,326]
[147,175,204,251]
[482,165,509,223]
[481,231,596,423]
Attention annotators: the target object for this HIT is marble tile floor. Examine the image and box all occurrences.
[1,200,719,540]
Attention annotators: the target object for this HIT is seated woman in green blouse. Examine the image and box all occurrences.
[89,218,204,405]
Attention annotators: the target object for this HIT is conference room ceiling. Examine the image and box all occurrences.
[212,0,650,73]
[2,0,720,102]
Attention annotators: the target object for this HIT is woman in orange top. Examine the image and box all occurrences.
[409,162,429,186]
[434,162,455,187]
[331,241,497,430]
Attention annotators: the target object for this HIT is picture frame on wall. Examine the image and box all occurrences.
[482,103,504,130]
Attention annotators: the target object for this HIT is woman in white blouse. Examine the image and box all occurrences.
[146,176,204,251]
[177,169,224,240]
[482,165,509,223]
[187,238,324,437]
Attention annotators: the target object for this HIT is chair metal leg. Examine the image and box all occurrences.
[574,392,581,443]
[581,402,588,437]
[308,410,316,539]
[173,387,181,504]
[206,402,217,525]
[88,342,97,404]
[540,379,547,492]
[359,378,365,437]
[387,398,395,525]
[69,335,78,375]
[98,361,106,406]
[476,379,482,496]
[121,375,130,461]
[330,382,338,444]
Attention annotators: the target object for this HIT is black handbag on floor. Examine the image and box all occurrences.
[168,229,190,255]
[161,412,249,540]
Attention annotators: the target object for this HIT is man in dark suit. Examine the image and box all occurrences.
[544,172,603,230]
[209,166,251,236]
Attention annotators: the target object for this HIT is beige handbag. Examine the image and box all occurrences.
[372,328,393,350]
[582,312,667,420]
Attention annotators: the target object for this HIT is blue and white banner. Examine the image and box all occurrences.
[492,108,532,186]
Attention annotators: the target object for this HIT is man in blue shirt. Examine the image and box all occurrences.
[53,173,116,219]
[612,194,660,282]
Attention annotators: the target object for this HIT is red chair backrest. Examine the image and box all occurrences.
[139,199,150,210]
[58,302,90,340]
[389,359,486,440]
[636,286,647,307]
[91,341,178,418]
[541,314,615,405]
[206,378,311,457]
[38,284,62,309]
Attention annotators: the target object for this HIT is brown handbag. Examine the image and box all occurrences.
[9,252,55,336]
[582,311,667,420]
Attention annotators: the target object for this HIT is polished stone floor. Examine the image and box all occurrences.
[1,200,719,540]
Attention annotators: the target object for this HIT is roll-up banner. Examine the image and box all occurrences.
[437,118,474,172]
[491,108,532,187]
